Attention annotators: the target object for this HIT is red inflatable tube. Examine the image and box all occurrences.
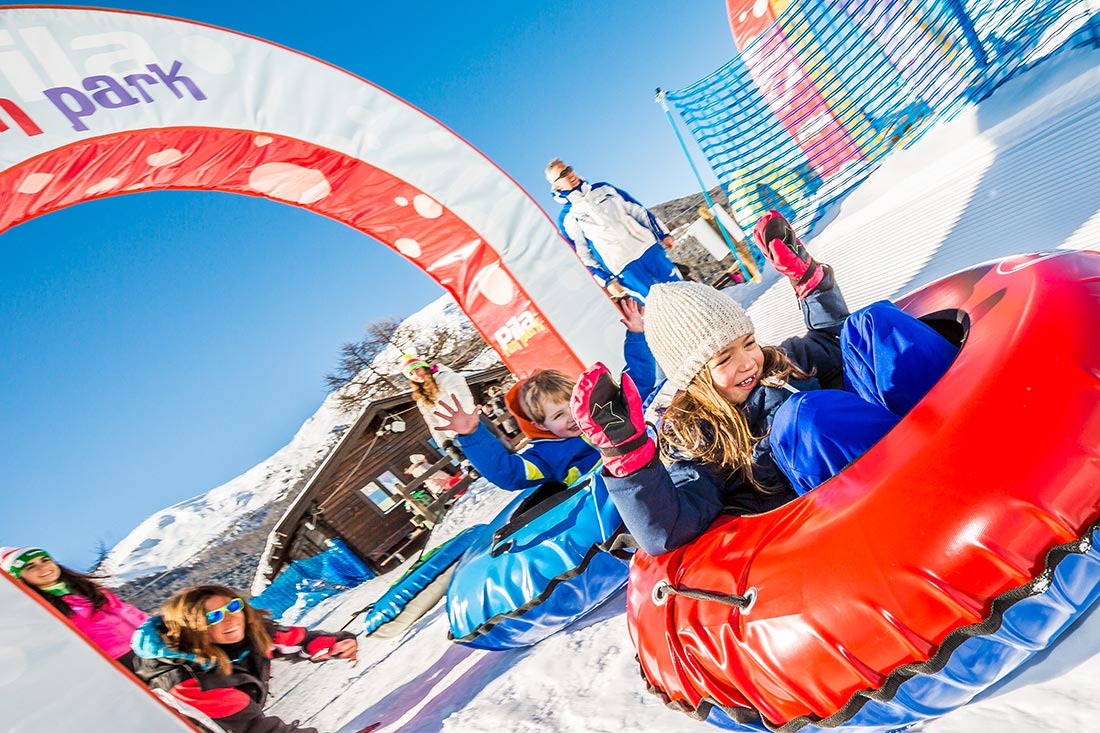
[627,251,1100,726]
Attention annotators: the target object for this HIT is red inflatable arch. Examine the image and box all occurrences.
[0,5,627,379]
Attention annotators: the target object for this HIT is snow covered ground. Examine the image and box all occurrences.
[236,38,1100,733]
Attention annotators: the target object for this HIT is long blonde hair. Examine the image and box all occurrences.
[409,370,440,405]
[658,346,808,487]
[159,585,272,675]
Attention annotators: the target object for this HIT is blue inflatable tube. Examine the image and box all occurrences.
[446,466,629,649]
[364,525,486,638]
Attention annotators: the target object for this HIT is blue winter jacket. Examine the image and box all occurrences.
[458,330,658,491]
[604,268,850,555]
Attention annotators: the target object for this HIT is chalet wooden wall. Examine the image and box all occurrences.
[312,406,445,571]
[268,366,514,578]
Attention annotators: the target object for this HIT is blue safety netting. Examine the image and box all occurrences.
[666,0,1099,240]
[250,539,375,622]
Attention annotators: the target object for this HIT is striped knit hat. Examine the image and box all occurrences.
[644,281,756,390]
[400,354,429,379]
[0,546,49,579]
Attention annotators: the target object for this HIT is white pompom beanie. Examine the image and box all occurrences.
[645,281,756,390]
[0,546,49,579]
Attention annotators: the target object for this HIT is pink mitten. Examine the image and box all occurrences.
[570,362,656,478]
[753,210,824,298]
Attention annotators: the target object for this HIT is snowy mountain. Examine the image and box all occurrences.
[101,293,487,587]
[99,391,352,582]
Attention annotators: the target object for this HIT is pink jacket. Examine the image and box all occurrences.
[63,589,148,659]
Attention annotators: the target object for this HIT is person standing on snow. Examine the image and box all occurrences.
[402,354,476,471]
[545,159,682,301]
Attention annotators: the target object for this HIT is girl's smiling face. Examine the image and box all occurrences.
[204,594,246,645]
[19,555,61,588]
[706,333,764,405]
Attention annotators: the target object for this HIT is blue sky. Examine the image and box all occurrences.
[1,1,738,569]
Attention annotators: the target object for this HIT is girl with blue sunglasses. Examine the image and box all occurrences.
[131,584,358,733]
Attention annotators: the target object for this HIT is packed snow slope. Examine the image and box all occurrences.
[248,40,1100,733]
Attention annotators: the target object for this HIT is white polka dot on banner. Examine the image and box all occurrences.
[413,194,443,219]
[17,173,53,194]
[394,238,422,257]
[253,136,274,147]
[471,261,515,305]
[0,645,27,686]
[180,35,235,74]
[248,163,331,205]
[394,196,409,207]
[86,178,120,195]
[147,149,183,167]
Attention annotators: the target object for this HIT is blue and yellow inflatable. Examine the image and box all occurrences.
[364,525,486,639]
[446,466,628,649]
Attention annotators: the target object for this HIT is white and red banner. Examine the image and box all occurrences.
[0,6,626,380]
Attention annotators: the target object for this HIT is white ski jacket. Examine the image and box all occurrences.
[555,181,670,285]
[416,364,475,446]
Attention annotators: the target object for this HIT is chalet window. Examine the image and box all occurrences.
[358,470,406,513]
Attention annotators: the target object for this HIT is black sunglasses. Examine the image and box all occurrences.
[554,166,574,182]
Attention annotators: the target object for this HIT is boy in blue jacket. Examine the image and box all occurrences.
[433,299,657,491]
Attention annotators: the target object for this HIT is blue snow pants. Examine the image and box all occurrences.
[617,243,681,300]
[771,301,958,495]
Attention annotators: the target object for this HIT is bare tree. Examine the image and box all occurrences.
[325,316,408,410]
[89,538,111,574]
[405,321,490,372]
[326,308,499,411]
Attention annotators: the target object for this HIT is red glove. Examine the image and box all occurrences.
[753,210,824,298]
[570,362,656,478]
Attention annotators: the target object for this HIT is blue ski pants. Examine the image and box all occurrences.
[616,243,681,300]
[771,301,958,495]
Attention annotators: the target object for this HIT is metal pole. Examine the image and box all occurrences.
[656,88,756,283]
[942,0,988,68]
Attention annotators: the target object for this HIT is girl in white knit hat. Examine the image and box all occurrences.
[570,211,957,556]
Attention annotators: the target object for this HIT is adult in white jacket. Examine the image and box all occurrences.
[546,159,681,300]
[401,354,476,449]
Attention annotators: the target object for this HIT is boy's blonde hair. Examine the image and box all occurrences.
[658,346,808,488]
[519,369,576,422]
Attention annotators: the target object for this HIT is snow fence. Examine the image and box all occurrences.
[668,0,1100,235]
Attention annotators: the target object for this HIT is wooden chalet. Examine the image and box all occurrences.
[263,364,514,580]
